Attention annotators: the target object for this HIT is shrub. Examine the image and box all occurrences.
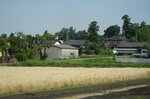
[99,49,113,56]
[42,53,48,60]
[15,53,28,62]
[86,50,95,55]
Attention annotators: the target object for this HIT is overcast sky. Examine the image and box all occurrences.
[0,0,150,35]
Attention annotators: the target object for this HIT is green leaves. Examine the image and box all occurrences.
[88,21,100,43]
[104,25,120,38]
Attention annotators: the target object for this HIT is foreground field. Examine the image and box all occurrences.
[0,67,150,95]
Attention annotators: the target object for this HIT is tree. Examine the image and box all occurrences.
[122,14,131,37]
[137,25,150,42]
[140,21,146,27]
[68,27,76,40]
[8,33,17,56]
[84,40,92,53]
[88,21,100,43]
[0,38,9,63]
[74,30,88,40]
[104,25,120,38]
[122,15,139,40]
[55,27,76,41]
[42,30,54,53]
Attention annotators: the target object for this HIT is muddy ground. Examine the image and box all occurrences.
[0,78,150,99]
[81,86,150,99]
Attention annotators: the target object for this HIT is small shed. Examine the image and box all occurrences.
[46,44,78,60]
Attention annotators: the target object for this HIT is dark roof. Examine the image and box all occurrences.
[100,43,117,47]
[53,44,78,49]
[64,40,85,46]
[117,42,149,48]
[48,40,62,44]
[105,36,127,41]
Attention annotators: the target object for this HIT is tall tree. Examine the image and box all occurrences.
[104,25,120,38]
[68,27,76,40]
[88,21,100,43]
[122,14,131,38]
[55,28,69,41]
[55,27,76,41]
[140,21,146,27]
[137,25,150,42]
[42,30,54,53]
[122,14,139,40]
[74,30,88,40]
[0,37,9,63]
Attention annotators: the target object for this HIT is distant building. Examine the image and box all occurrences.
[114,42,149,55]
[100,36,149,55]
[45,44,78,60]
[104,36,127,44]
[1,34,7,38]
[100,36,127,49]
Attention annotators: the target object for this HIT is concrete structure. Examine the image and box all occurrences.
[46,44,78,60]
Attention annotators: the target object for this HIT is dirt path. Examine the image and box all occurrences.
[80,86,150,99]
[0,78,150,99]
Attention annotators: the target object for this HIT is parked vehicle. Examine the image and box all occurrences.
[133,49,150,58]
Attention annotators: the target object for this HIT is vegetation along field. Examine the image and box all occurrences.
[10,58,150,68]
[0,67,150,96]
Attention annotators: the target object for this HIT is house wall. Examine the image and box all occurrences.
[46,47,78,60]
[46,47,62,60]
[62,49,78,59]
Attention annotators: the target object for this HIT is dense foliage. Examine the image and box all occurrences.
[104,25,120,38]
[137,25,150,42]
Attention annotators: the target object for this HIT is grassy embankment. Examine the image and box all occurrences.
[10,58,150,68]
[0,67,150,96]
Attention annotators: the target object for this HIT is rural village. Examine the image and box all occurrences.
[0,0,150,99]
[0,17,150,62]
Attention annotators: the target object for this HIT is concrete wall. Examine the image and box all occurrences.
[62,49,78,59]
[46,47,62,60]
[46,47,78,60]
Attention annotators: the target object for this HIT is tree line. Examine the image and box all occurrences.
[0,14,150,62]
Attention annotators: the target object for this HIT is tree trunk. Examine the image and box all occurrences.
[39,50,43,60]
[44,47,46,54]
[5,50,8,63]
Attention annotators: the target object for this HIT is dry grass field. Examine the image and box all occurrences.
[0,67,150,95]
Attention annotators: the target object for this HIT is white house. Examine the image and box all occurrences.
[46,44,78,60]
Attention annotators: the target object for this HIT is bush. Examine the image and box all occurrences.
[42,53,48,60]
[86,50,95,55]
[99,49,113,56]
[15,53,28,62]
